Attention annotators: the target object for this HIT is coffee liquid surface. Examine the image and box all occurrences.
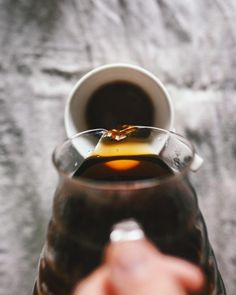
[86,81,154,129]
[74,155,173,182]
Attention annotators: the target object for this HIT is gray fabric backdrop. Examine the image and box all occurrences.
[0,0,235,294]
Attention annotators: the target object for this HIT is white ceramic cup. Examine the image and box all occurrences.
[65,63,174,137]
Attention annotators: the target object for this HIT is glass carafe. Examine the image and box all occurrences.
[33,127,226,295]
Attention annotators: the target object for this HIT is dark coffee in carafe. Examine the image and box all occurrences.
[33,126,226,295]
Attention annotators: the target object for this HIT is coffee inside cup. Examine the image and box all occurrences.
[85,81,154,130]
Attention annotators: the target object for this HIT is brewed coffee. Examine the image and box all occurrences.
[85,81,154,129]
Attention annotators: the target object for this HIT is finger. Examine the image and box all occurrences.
[106,240,204,295]
[73,267,108,295]
[110,272,186,295]
[159,255,205,292]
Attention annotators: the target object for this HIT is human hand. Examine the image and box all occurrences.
[73,239,204,295]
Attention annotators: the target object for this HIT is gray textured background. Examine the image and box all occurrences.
[0,0,236,294]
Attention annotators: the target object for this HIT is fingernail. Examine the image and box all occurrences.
[110,219,145,242]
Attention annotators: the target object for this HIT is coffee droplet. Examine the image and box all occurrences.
[106,125,138,141]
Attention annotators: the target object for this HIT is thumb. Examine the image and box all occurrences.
[105,240,204,295]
